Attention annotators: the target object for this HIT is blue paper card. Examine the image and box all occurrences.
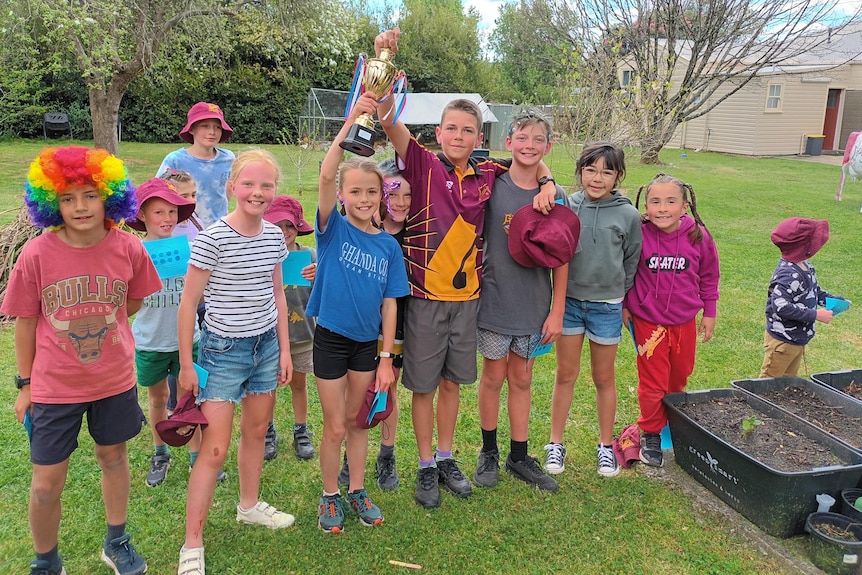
[825,297,851,315]
[529,342,553,358]
[281,251,312,287]
[367,390,389,425]
[144,236,190,279]
[23,410,32,441]
[194,362,209,389]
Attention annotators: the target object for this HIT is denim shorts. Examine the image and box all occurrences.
[562,298,623,345]
[197,326,279,404]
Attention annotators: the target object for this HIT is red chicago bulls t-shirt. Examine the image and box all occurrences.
[2,228,162,403]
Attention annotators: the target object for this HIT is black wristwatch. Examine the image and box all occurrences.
[15,375,31,389]
[538,176,556,186]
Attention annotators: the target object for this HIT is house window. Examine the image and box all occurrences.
[765,84,783,112]
[622,70,634,87]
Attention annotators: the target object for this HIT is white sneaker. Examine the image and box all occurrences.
[178,546,204,575]
[543,443,567,475]
[597,443,621,477]
[236,501,295,529]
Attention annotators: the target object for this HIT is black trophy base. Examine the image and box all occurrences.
[340,123,376,157]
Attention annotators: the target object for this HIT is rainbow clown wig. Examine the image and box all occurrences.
[25,146,137,229]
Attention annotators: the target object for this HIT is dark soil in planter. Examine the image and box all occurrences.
[679,395,849,472]
[813,521,862,542]
[753,385,862,449]
[845,380,862,401]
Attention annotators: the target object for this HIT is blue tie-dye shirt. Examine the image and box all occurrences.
[157,147,235,229]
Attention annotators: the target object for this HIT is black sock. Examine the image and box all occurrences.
[36,545,61,568]
[481,428,498,453]
[510,440,528,462]
[379,443,395,459]
[106,522,125,545]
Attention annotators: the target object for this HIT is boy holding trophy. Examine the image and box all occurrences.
[368,28,558,509]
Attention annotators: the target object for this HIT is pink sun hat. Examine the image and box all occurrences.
[179,102,233,144]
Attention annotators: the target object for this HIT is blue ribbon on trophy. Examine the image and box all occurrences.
[341,49,408,157]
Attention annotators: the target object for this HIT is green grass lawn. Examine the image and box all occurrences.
[1,139,861,574]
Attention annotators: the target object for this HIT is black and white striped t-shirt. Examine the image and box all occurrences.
[190,219,288,337]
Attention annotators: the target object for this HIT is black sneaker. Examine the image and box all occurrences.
[505,453,559,492]
[264,422,278,461]
[293,431,315,460]
[640,433,664,467]
[100,533,147,575]
[414,466,441,508]
[337,452,350,487]
[472,449,500,488]
[29,559,66,575]
[146,452,170,487]
[376,453,400,491]
[437,458,472,498]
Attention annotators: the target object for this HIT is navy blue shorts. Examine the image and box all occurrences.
[29,387,144,466]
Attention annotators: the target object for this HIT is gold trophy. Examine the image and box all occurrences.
[341,49,407,157]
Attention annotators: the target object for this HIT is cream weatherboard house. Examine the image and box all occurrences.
[621,23,862,156]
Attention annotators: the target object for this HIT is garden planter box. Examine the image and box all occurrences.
[664,388,862,538]
[811,370,862,405]
[731,376,862,454]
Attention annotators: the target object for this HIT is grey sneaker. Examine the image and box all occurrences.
[543,443,566,475]
[640,432,664,467]
[28,559,66,575]
[293,431,315,460]
[414,466,441,508]
[505,453,559,492]
[100,533,147,575]
[472,449,500,488]
[264,422,278,461]
[346,488,384,527]
[146,452,170,487]
[597,443,621,477]
[437,458,472,498]
[337,452,350,487]
[375,453,400,491]
[318,494,345,534]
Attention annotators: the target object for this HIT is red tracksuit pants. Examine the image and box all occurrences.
[632,315,697,434]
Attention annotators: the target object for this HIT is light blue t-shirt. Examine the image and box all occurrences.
[306,210,410,343]
[157,148,235,229]
[132,273,201,352]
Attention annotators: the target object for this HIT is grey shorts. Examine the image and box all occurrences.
[291,348,314,375]
[477,328,543,361]
[402,298,479,393]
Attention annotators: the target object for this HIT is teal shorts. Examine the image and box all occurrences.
[136,342,199,388]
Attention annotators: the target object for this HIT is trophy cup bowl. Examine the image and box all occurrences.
[341,49,401,157]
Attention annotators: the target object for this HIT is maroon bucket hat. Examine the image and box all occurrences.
[771,217,829,263]
[127,178,195,232]
[155,392,208,447]
[508,204,581,268]
[179,102,233,144]
[264,196,313,235]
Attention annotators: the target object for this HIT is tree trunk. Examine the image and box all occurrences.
[89,88,122,155]
[639,144,662,164]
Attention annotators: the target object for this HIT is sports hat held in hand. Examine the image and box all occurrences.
[156,392,208,447]
[508,204,581,268]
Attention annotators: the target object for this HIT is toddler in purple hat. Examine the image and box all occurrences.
[760,217,844,377]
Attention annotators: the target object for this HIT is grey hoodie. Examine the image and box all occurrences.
[566,190,642,301]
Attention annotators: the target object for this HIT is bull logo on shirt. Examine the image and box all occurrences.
[50,307,119,364]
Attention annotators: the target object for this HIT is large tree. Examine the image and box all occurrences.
[16,0,357,154]
[395,0,485,93]
[497,0,862,163]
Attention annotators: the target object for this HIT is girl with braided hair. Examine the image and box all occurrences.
[623,173,721,468]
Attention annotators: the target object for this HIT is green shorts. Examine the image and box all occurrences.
[136,343,199,388]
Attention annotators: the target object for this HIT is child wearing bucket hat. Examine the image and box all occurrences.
[759,217,844,378]
[157,102,235,229]
[474,111,577,494]
[128,178,204,488]
[261,195,318,462]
